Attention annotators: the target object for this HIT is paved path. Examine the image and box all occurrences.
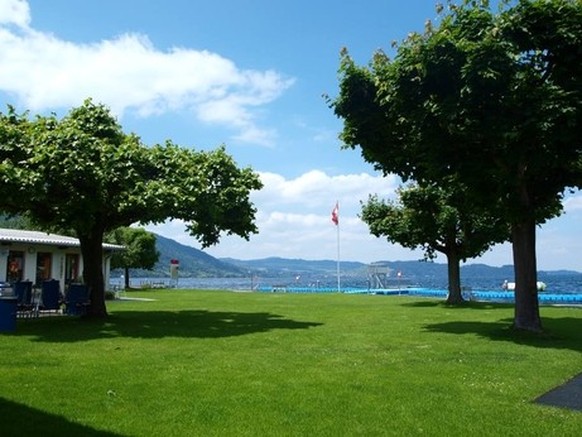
[535,372,582,411]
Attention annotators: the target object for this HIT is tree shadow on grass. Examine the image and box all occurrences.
[399,300,582,351]
[0,397,121,436]
[399,301,443,308]
[400,300,514,310]
[16,310,323,343]
[423,317,582,352]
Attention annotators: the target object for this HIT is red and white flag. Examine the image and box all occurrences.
[331,202,339,226]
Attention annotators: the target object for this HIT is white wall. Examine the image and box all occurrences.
[0,244,114,291]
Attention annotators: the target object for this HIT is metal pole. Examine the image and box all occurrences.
[336,208,341,293]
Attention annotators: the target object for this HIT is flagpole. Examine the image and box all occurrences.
[336,212,341,293]
[331,200,341,293]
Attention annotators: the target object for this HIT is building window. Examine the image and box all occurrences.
[7,250,25,283]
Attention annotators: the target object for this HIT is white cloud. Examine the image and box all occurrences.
[0,0,293,146]
[144,169,425,263]
[255,170,399,209]
[143,169,582,270]
[563,194,582,212]
[0,0,29,28]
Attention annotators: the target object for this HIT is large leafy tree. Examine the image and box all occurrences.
[0,100,263,318]
[107,227,160,289]
[0,213,37,230]
[362,183,509,304]
[331,0,582,332]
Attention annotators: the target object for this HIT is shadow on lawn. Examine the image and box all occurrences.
[402,300,582,350]
[0,397,121,436]
[423,317,582,352]
[18,310,323,343]
[400,301,513,310]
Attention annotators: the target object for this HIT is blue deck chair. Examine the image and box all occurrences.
[15,281,35,318]
[65,284,90,316]
[40,279,62,315]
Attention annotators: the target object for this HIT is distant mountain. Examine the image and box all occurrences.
[121,234,581,281]
[117,234,246,278]
[218,257,581,286]
[222,257,507,279]
[221,256,366,277]
[155,234,248,277]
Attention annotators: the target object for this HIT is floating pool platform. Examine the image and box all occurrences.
[380,288,582,305]
[258,286,582,304]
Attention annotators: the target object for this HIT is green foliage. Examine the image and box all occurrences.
[362,183,509,262]
[107,227,160,288]
[108,227,159,271]
[362,183,510,303]
[0,99,263,316]
[334,0,582,222]
[1,291,580,435]
[0,99,263,245]
[0,213,37,230]
[332,0,582,331]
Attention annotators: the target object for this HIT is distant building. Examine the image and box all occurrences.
[0,228,123,291]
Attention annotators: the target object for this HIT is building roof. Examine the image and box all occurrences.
[0,228,124,251]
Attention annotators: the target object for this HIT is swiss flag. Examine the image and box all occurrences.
[331,202,339,226]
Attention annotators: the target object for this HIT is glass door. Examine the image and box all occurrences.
[65,253,80,284]
[36,252,52,285]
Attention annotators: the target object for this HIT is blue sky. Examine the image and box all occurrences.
[1,0,581,271]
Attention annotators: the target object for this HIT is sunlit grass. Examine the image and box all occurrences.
[1,290,580,436]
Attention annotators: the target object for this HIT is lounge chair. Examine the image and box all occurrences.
[65,284,90,316]
[39,279,62,315]
[15,281,35,318]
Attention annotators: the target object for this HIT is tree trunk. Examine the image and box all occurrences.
[511,219,542,332]
[124,266,130,289]
[79,230,108,319]
[445,251,464,304]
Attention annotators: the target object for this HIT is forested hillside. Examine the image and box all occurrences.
[117,234,581,280]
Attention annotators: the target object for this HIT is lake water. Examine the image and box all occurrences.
[112,273,582,294]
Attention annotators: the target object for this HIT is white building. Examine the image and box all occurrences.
[0,228,123,291]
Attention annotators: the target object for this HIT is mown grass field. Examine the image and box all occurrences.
[1,290,581,436]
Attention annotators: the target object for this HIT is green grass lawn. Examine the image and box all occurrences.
[1,290,581,436]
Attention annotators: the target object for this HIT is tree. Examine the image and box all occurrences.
[0,213,37,230]
[331,0,582,332]
[362,183,509,304]
[0,99,263,318]
[107,227,160,289]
